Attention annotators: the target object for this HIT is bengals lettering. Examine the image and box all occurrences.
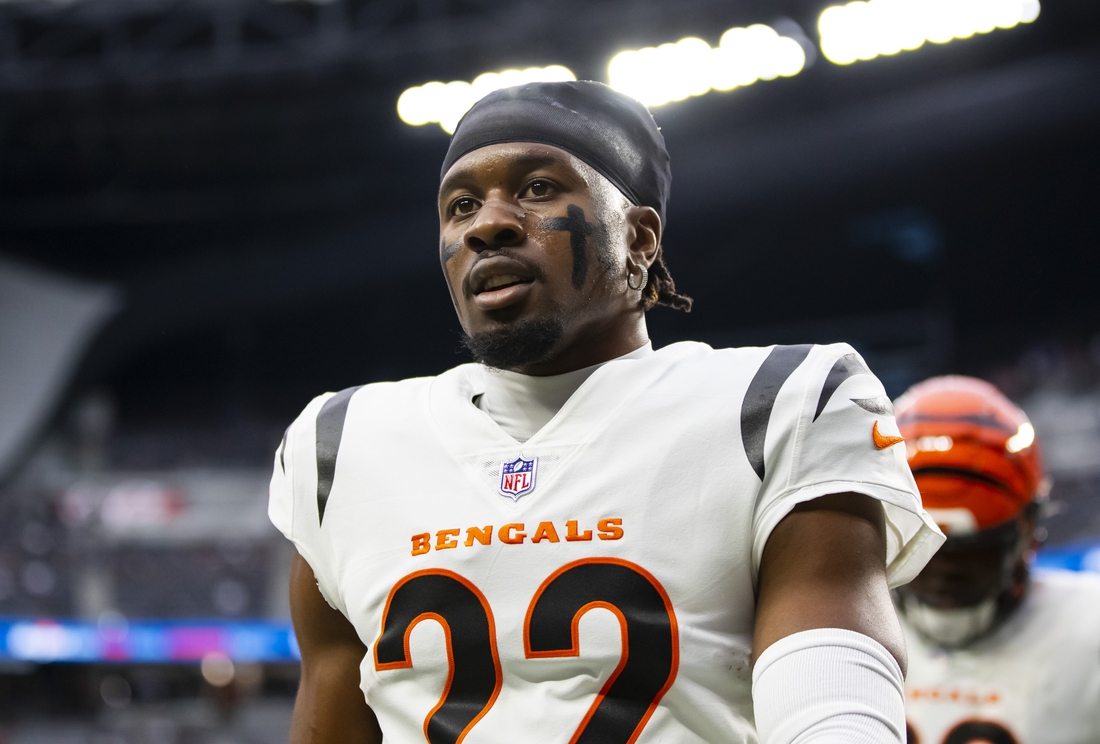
[411,518,624,556]
[907,687,1001,706]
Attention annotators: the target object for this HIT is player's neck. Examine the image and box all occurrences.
[477,342,653,442]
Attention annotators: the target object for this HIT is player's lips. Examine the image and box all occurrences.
[474,281,534,311]
[468,256,537,310]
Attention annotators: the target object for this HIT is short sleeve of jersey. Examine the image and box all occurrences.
[749,343,944,587]
[268,393,348,616]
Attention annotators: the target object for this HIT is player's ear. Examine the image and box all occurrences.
[625,205,661,269]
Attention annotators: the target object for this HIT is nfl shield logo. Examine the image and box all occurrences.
[499,456,537,501]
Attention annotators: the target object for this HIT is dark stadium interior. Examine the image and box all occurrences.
[1,0,1099,739]
[4,0,1100,429]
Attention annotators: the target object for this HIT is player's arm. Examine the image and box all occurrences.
[289,551,382,744]
[754,491,904,668]
[751,491,908,744]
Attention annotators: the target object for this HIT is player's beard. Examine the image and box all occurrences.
[461,316,565,370]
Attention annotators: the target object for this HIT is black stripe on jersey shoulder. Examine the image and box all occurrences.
[279,425,290,472]
[316,386,363,526]
[741,344,813,481]
[813,352,872,422]
[852,395,894,416]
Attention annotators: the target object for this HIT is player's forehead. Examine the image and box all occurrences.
[438,142,595,196]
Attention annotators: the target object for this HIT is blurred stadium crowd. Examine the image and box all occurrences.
[1,0,1099,742]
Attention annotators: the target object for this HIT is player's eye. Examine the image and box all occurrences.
[522,179,556,199]
[450,197,480,217]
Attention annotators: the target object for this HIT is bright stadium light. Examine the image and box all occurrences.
[818,0,1041,66]
[608,25,807,108]
[397,65,576,134]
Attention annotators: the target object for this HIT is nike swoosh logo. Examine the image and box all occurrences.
[872,420,904,449]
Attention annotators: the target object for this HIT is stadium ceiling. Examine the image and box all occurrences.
[0,0,791,91]
[0,0,1097,399]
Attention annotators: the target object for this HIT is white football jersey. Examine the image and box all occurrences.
[903,570,1100,744]
[269,341,941,743]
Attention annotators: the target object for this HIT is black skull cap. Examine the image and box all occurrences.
[441,80,671,227]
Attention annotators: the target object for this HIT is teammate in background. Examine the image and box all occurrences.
[895,376,1100,744]
[270,81,943,744]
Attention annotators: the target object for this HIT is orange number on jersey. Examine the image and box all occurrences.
[524,558,680,744]
[374,570,502,744]
[375,560,679,744]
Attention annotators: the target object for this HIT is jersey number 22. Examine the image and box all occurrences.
[374,557,679,744]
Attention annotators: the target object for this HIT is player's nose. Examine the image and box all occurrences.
[464,199,526,252]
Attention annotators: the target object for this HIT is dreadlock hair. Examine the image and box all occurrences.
[642,244,693,312]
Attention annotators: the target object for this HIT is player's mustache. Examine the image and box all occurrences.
[462,249,544,298]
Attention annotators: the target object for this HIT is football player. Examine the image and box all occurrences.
[895,376,1100,744]
[270,81,943,744]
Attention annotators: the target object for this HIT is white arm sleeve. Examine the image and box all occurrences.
[752,628,906,744]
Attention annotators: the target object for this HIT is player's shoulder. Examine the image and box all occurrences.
[289,374,439,425]
[652,343,888,431]
[682,340,871,387]
[699,340,863,367]
[277,374,447,467]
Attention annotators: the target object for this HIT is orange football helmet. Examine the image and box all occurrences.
[894,375,1047,537]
